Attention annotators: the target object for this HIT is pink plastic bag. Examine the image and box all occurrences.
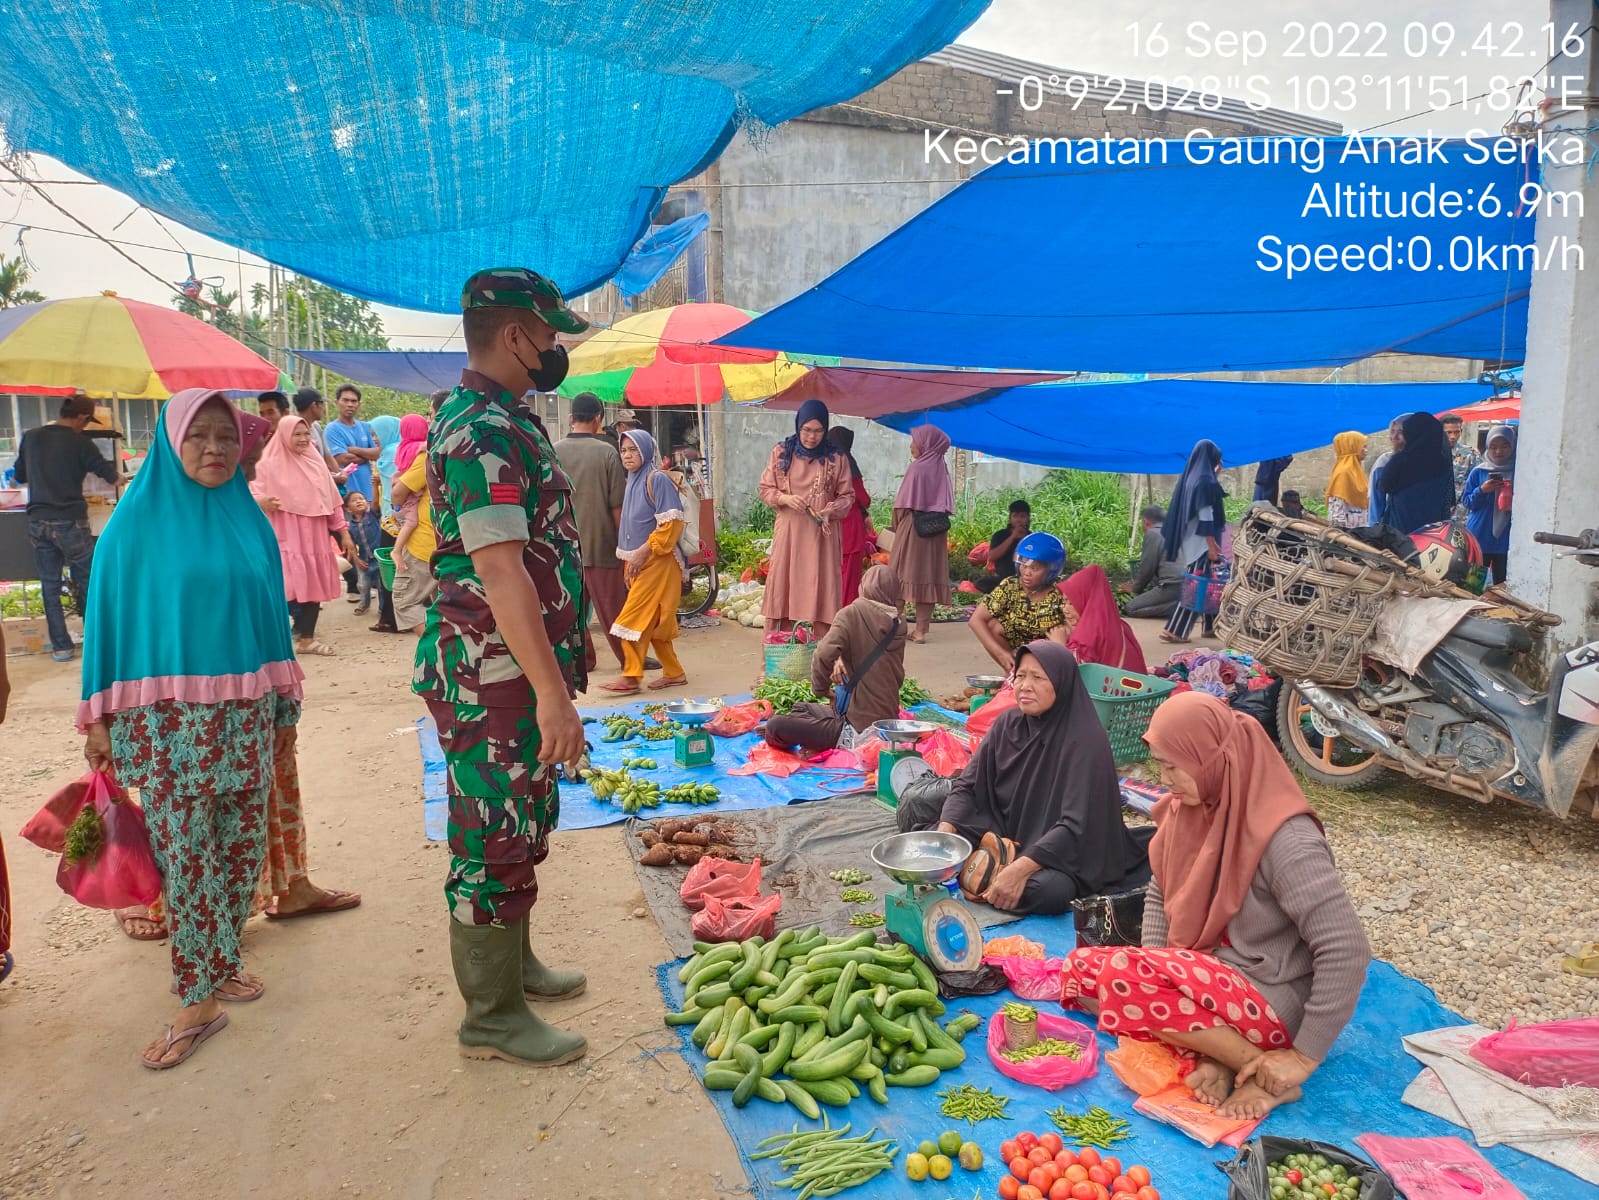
[1468,1016,1599,1088]
[20,770,107,854]
[679,856,762,912]
[965,684,1016,746]
[985,1009,1098,1089]
[55,783,162,910]
[921,728,971,778]
[985,954,1064,1001]
[1355,1134,1527,1200]
[691,891,783,942]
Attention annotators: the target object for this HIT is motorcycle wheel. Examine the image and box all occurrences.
[1276,682,1388,790]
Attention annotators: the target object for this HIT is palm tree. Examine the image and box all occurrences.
[0,254,44,308]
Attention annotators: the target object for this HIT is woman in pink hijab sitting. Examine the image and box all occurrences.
[252,415,359,656]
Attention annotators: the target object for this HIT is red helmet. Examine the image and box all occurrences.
[1409,522,1485,591]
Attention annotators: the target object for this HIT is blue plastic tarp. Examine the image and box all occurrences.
[657,918,1579,1199]
[872,377,1492,473]
[0,2,990,311]
[298,350,468,395]
[616,212,711,298]
[719,138,1534,372]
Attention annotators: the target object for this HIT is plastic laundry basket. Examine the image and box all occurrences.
[1078,664,1176,764]
[375,546,396,590]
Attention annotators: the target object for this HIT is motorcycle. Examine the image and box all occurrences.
[1275,528,1599,818]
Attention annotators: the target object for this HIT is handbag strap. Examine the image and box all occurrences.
[836,616,902,718]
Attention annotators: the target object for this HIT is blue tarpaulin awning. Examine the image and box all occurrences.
[719,138,1534,373]
[295,349,467,394]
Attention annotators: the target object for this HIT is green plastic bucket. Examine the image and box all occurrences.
[375,546,396,590]
[1078,664,1177,764]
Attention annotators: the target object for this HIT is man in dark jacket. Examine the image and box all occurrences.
[1124,504,1182,619]
[13,394,121,661]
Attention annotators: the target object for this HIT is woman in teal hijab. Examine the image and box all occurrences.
[370,413,401,518]
[80,388,304,1070]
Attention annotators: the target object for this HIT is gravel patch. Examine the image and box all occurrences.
[1313,776,1599,1028]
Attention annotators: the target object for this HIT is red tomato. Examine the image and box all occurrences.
[1029,1148,1053,1168]
[1101,1158,1122,1179]
[1126,1167,1152,1188]
[1070,1185,1097,1200]
[1077,1148,1102,1170]
[1039,1133,1064,1157]
[1092,1185,1111,1200]
[1000,1140,1021,1164]
[1285,1171,1303,1186]
[1017,1132,1040,1155]
[1136,1188,1161,1200]
[1048,1182,1073,1200]
[1017,1187,1044,1200]
[1322,1187,1338,1198]
[1011,1157,1034,1182]
[1043,1165,1062,1186]
[1064,1165,1089,1185]
[1087,1167,1113,1188]
[1111,1178,1134,1195]
[1111,1194,1138,1200]
[1054,1150,1079,1171]
[998,1177,1020,1200]
[1029,1169,1052,1192]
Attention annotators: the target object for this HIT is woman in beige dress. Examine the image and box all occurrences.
[758,400,855,639]
[889,425,954,642]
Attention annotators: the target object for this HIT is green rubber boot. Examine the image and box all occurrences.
[450,921,587,1066]
[520,916,587,1001]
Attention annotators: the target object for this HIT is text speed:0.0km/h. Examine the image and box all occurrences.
[1256,234,1581,278]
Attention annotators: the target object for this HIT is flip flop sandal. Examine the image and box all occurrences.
[298,640,338,657]
[172,973,265,1002]
[598,680,642,694]
[1561,943,1599,978]
[142,1011,229,1070]
[646,676,688,691]
[265,890,362,920]
[114,907,168,941]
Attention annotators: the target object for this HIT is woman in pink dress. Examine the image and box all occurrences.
[758,400,855,638]
[252,415,357,656]
[889,425,954,643]
[829,427,874,606]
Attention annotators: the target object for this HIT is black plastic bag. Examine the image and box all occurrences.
[934,962,1007,998]
[1231,679,1282,745]
[1217,1136,1396,1200]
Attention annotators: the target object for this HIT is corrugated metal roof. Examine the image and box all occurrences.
[925,43,1342,138]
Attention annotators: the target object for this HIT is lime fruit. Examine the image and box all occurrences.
[917,1140,939,1160]
[938,1130,964,1157]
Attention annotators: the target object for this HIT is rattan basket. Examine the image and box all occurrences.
[1217,509,1560,686]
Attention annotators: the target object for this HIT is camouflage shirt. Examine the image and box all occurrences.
[412,370,589,707]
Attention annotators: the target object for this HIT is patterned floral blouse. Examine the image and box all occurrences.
[981,576,1079,649]
[108,693,301,795]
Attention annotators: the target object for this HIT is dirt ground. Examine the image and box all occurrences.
[0,601,1015,1200]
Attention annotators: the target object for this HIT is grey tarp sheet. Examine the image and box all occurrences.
[624,793,1024,959]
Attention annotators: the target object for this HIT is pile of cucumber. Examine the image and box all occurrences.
[666,928,979,1119]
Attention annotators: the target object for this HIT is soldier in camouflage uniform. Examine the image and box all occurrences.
[413,266,593,1068]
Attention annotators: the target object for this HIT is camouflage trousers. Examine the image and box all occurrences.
[424,700,559,926]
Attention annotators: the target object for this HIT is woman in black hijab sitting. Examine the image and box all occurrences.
[897,641,1148,914]
[1374,411,1456,535]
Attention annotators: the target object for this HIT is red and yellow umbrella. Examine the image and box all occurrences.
[0,292,284,399]
[560,302,826,406]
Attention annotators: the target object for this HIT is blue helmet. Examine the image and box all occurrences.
[1014,532,1066,577]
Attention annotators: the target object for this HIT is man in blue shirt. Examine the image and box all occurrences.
[324,384,381,504]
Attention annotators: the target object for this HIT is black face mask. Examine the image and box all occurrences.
[513,343,569,393]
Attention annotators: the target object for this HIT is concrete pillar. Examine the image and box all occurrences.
[1506,0,1599,647]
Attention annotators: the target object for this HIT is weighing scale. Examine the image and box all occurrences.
[869,831,984,973]
[663,701,718,768]
[966,674,1006,714]
[872,719,938,806]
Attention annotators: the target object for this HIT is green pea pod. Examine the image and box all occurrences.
[884,1064,942,1087]
[778,1079,823,1120]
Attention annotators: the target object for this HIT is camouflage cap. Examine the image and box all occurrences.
[460,267,590,334]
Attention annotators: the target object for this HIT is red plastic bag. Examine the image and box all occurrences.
[730,742,810,778]
[921,728,972,778]
[986,954,1065,1001]
[1355,1134,1526,1200]
[20,770,108,854]
[965,683,1016,746]
[1468,1016,1599,1089]
[679,855,763,912]
[705,699,773,738]
[55,784,162,910]
[691,891,783,942]
[967,541,990,565]
[985,1009,1098,1089]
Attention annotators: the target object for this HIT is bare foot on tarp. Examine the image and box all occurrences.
[1216,1080,1301,1120]
[1186,1058,1233,1106]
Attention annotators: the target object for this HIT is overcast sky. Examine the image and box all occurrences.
[0,0,1556,345]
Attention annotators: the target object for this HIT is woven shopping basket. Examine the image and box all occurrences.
[1079,664,1176,764]
[763,625,816,682]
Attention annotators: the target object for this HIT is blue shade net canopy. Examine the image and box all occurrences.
[719,138,1535,373]
[0,0,991,312]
